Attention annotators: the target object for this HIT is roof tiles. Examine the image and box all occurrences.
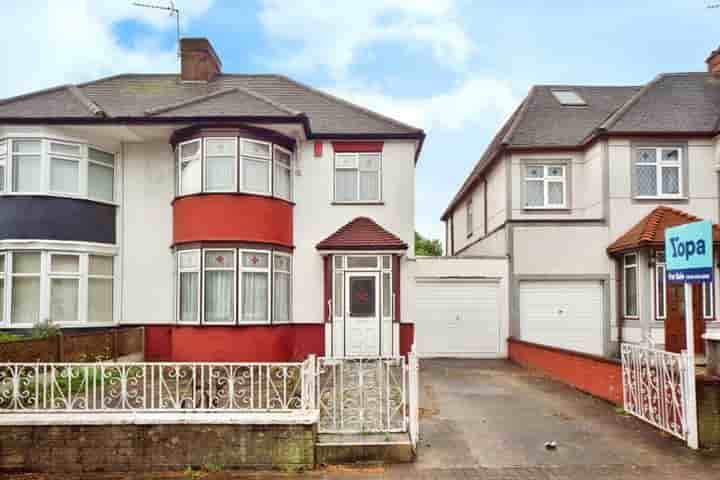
[316,217,408,251]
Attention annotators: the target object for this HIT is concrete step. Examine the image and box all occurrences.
[316,433,414,465]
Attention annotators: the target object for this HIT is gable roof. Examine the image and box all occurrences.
[442,72,720,221]
[0,74,424,138]
[316,217,408,251]
[607,206,720,255]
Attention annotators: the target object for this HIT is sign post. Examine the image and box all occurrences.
[665,220,712,450]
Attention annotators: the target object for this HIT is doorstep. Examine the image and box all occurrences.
[316,432,414,464]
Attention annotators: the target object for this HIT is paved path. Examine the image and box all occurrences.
[7,359,719,479]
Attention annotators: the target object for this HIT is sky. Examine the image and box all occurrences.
[1,1,720,244]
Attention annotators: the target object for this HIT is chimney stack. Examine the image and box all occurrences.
[180,38,222,82]
[707,47,720,75]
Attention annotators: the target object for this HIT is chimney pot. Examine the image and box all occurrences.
[180,38,222,82]
[707,47,720,75]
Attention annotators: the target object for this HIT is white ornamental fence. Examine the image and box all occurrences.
[0,360,315,412]
[620,343,691,441]
[0,352,419,445]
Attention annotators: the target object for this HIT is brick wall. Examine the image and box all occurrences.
[0,423,315,474]
[508,338,623,405]
[698,375,720,449]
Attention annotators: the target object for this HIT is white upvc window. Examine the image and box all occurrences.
[703,281,715,320]
[11,140,42,193]
[634,147,682,198]
[204,137,237,192]
[240,250,270,323]
[655,260,666,320]
[273,146,293,201]
[624,253,639,318]
[524,164,566,209]
[0,141,7,192]
[334,152,381,202]
[49,141,82,195]
[88,148,115,202]
[10,252,41,325]
[381,255,393,321]
[177,249,201,324]
[178,139,202,195]
[203,249,236,324]
[241,139,272,195]
[88,255,114,324]
[0,254,5,323]
[273,252,292,323]
[49,253,81,323]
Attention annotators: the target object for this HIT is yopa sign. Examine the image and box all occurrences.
[665,220,714,283]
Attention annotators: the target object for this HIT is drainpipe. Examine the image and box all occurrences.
[616,257,623,350]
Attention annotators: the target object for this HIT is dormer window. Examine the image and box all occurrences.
[551,90,587,106]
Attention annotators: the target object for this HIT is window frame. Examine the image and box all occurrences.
[48,252,82,324]
[0,140,6,193]
[703,281,715,320]
[634,146,683,199]
[273,145,293,201]
[466,197,473,237]
[240,139,272,196]
[203,137,238,193]
[272,251,292,323]
[177,138,202,196]
[523,164,567,209]
[333,151,382,203]
[202,248,237,325]
[1,138,117,204]
[238,249,271,324]
[87,254,114,325]
[654,260,666,320]
[623,253,639,318]
[176,249,201,325]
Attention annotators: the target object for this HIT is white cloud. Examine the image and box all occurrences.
[258,0,475,78]
[328,76,519,132]
[0,0,213,99]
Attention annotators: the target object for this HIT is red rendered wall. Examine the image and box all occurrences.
[145,326,172,361]
[399,324,414,356]
[508,338,623,405]
[173,194,293,247]
[145,325,324,362]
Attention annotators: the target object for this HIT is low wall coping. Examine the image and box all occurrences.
[0,410,320,426]
[508,337,621,366]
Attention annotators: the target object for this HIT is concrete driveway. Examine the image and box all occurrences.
[386,359,720,479]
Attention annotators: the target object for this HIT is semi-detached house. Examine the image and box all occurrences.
[0,38,428,361]
[442,46,720,359]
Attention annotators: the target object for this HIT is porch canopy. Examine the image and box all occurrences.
[607,206,720,256]
[316,217,408,251]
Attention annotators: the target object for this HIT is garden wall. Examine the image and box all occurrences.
[0,419,315,473]
[508,337,623,404]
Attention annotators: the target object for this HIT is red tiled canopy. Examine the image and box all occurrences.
[316,217,408,251]
[607,206,720,255]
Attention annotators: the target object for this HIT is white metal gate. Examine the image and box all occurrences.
[620,343,691,441]
[316,356,408,433]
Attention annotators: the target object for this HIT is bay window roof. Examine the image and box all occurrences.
[317,217,407,251]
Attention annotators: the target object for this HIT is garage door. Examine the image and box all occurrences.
[415,279,501,357]
[519,280,604,356]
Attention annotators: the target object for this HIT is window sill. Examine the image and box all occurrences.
[331,201,384,206]
[623,316,640,321]
[523,206,569,211]
[633,196,687,201]
[0,192,119,207]
[0,322,116,329]
[172,191,295,207]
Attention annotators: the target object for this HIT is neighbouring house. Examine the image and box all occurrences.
[442,45,720,359]
[0,37,426,361]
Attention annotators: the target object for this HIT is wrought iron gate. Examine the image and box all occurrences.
[620,343,691,441]
[316,356,407,433]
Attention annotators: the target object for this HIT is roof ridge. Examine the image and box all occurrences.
[270,74,423,133]
[67,85,106,117]
[232,84,302,116]
[599,74,665,131]
[145,88,239,115]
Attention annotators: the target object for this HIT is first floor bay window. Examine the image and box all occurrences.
[1,250,114,327]
[176,247,292,325]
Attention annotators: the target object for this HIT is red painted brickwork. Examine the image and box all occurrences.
[399,324,414,357]
[508,337,623,405]
[145,324,324,362]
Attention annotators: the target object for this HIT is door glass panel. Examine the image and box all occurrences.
[349,276,375,317]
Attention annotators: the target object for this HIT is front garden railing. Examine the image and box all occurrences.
[0,361,313,412]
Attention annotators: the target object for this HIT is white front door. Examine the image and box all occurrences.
[345,272,380,356]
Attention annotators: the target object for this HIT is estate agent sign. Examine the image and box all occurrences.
[664,220,711,450]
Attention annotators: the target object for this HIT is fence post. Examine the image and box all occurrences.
[408,344,419,450]
[140,326,146,361]
[57,334,64,362]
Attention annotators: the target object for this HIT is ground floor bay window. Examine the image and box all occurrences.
[176,246,292,325]
[0,249,115,327]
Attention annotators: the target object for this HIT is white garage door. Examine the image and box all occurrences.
[415,279,501,357]
[519,280,604,356]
